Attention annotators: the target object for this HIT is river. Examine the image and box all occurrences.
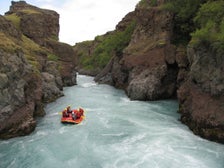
[0,75,224,168]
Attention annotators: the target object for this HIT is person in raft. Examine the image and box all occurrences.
[62,108,68,117]
[72,110,76,120]
[66,105,72,113]
[71,108,84,120]
[62,105,72,118]
[66,105,77,120]
[79,108,84,116]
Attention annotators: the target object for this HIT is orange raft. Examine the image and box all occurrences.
[61,109,85,124]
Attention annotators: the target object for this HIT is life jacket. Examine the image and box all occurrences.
[77,112,81,118]
[62,110,67,117]
[67,107,72,113]
[79,108,84,116]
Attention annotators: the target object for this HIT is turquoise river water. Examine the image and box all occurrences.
[0,75,224,168]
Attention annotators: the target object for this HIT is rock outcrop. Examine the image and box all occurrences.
[46,40,76,86]
[95,3,179,101]
[0,1,77,139]
[178,44,224,143]
[0,49,42,139]
[74,0,224,143]
[2,0,222,143]
[5,1,76,87]
[6,0,59,46]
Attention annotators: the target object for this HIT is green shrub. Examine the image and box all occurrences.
[137,0,149,8]
[20,9,41,15]
[150,0,157,6]
[193,1,224,27]
[191,0,224,55]
[91,21,136,69]
[137,0,158,8]
[163,0,205,45]
[4,14,20,29]
[47,53,58,61]
[0,32,20,52]
[22,35,42,51]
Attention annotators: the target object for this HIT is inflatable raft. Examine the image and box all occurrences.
[61,109,85,124]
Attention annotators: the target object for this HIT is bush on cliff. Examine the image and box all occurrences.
[163,0,206,45]
[0,32,20,52]
[191,0,224,55]
[4,14,20,29]
[137,0,158,8]
[81,21,136,70]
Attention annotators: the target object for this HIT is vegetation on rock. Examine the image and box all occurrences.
[0,1,76,139]
[191,0,224,55]
[4,14,21,29]
[20,9,41,15]
[163,0,205,45]
[0,32,20,52]
[77,21,136,71]
[163,0,224,54]
[137,0,158,8]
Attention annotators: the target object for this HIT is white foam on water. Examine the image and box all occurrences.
[120,97,131,103]
[98,116,110,128]
[48,112,59,117]
[102,132,125,136]
[35,130,48,137]
[81,82,97,88]
[58,127,67,134]
[1,75,224,168]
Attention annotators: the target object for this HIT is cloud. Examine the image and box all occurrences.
[40,0,139,45]
[0,0,140,45]
[64,0,140,45]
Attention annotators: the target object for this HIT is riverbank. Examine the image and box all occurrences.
[1,75,224,168]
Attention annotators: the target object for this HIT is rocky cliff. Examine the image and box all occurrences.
[0,1,76,139]
[0,49,40,138]
[178,44,224,143]
[74,0,224,143]
[5,0,59,46]
[95,1,182,101]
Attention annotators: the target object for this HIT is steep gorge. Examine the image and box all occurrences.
[74,0,224,143]
[0,1,77,139]
[1,0,223,144]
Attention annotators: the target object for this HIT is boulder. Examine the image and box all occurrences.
[41,72,63,103]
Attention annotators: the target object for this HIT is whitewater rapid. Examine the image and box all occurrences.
[0,75,223,168]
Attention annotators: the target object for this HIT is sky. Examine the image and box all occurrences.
[0,0,140,45]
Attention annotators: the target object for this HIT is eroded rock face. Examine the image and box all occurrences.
[0,1,77,139]
[95,3,178,100]
[20,13,59,46]
[127,65,177,100]
[0,50,43,139]
[44,61,63,90]
[6,1,59,46]
[74,1,224,143]
[46,40,77,86]
[0,15,21,39]
[178,45,224,143]
[5,1,77,86]
[41,72,64,103]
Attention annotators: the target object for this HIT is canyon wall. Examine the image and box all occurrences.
[0,1,77,139]
[74,0,224,143]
